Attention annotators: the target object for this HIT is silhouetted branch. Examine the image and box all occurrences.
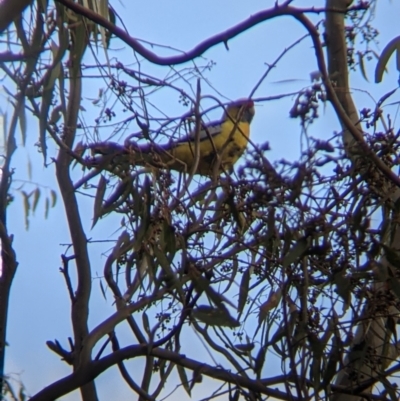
[29,345,295,401]
[54,0,367,65]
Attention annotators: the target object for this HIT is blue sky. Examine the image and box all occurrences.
[3,0,400,399]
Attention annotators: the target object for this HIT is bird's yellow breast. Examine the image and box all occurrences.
[166,119,250,175]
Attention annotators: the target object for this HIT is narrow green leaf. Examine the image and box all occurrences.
[101,178,131,214]
[234,343,255,353]
[376,88,397,108]
[283,237,309,268]
[193,273,235,309]
[254,346,266,376]
[333,270,351,308]
[162,220,176,262]
[132,215,150,253]
[153,247,184,300]
[192,305,240,327]
[50,189,57,207]
[32,188,41,213]
[177,364,191,397]
[92,175,107,227]
[111,230,131,261]
[308,333,324,391]
[70,21,88,79]
[44,197,49,219]
[24,10,43,75]
[38,41,63,155]
[322,343,340,388]
[154,246,173,274]
[18,102,27,146]
[49,105,62,125]
[358,51,369,82]
[258,289,282,323]
[21,191,30,230]
[99,279,107,300]
[27,155,32,180]
[238,269,250,316]
[105,6,116,48]
[142,312,151,336]
[375,36,400,83]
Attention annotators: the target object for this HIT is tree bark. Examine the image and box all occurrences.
[325,1,400,399]
[0,0,33,33]
[54,12,98,400]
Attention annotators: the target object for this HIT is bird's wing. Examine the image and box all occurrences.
[171,119,223,146]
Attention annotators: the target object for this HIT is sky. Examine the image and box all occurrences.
[3,0,400,400]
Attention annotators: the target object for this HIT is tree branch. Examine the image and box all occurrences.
[0,0,33,33]
[30,345,296,401]
[54,0,366,66]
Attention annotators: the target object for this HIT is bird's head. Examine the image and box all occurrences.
[224,99,255,124]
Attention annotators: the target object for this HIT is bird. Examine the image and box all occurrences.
[92,99,255,176]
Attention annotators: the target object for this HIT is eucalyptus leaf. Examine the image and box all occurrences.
[192,305,240,327]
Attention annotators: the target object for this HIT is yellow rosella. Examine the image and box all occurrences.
[93,99,255,176]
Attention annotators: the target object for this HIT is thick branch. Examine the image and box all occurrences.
[54,16,98,400]
[30,345,295,401]
[325,0,360,153]
[0,0,33,33]
[0,222,17,392]
[54,0,365,65]
[292,12,400,188]
[0,66,33,395]
[324,1,400,400]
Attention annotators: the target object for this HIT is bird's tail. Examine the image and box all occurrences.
[90,141,170,172]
